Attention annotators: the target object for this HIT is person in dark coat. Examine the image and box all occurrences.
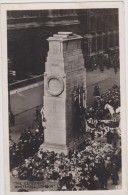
[113,129,119,148]
[93,85,100,97]
[9,111,15,126]
[107,130,113,144]
[111,163,119,185]
[98,159,108,190]
[99,54,104,72]
[90,130,95,140]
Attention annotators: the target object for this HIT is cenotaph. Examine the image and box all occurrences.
[42,32,87,154]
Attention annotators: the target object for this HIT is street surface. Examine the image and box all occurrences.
[10,67,120,143]
[10,67,119,115]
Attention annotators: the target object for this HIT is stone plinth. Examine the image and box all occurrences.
[42,32,87,154]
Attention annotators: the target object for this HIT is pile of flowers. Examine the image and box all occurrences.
[86,122,121,139]
[12,140,121,190]
[10,136,22,169]
[9,128,44,170]
[10,85,121,190]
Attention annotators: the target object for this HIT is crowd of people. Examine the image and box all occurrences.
[12,140,121,190]
[85,50,119,74]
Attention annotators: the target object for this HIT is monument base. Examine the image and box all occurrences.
[41,137,85,155]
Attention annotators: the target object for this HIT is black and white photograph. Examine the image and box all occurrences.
[0,1,127,194]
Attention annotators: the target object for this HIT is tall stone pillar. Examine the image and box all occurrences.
[43,32,87,154]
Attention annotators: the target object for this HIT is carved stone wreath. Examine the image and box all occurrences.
[47,75,64,96]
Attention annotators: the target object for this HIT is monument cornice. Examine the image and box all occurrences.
[47,34,83,42]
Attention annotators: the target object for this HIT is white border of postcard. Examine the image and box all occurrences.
[0,1,127,195]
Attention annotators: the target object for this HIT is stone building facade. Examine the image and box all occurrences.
[7,9,119,82]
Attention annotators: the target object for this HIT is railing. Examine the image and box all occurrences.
[9,74,44,91]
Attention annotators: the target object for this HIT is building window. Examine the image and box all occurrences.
[103,35,108,51]
[83,42,89,56]
[97,36,102,51]
[92,37,96,53]
[97,15,102,31]
[109,14,114,29]
[109,34,114,48]
[115,33,119,47]
[114,13,119,30]
[103,14,108,30]
[90,16,96,32]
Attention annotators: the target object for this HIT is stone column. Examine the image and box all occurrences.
[42,32,87,154]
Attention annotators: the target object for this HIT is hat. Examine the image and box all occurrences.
[62,186,67,190]
[35,129,39,133]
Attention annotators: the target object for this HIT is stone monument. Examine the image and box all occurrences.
[42,32,87,154]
